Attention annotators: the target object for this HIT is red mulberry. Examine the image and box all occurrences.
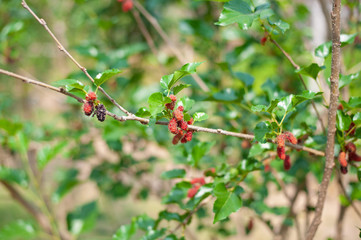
[348,122,356,136]
[187,185,200,198]
[277,135,285,148]
[172,132,183,145]
[338,151,347,167]
[179,120,188,131]
[283,155,291,170]
[284,132,297,145]
[277,146,286,160]
[165,101,175,110]
[170,95,177,102]
[177,106,184,112]
[173,109,184,121]
[190,177,205,185]
[349,152,361,162]
[187,118,194,125]
[168,118,178,134]
[345,142,356,153]
[185,131,193,142]
[86,92,97,101]
[83,102,94,116]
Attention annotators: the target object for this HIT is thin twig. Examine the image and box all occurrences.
[269,38,326,133]
[133,0,210,92]
[1,181,53,235]
[306,0,341,239]
[0,68,327,158]
[21,0,132,116]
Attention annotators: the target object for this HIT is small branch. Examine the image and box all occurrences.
[335,204,346,240]
[306,0,341,239]
[0,68,326,158]
[1,181,53,235]
[21,0,132,116]
[133,0,210,92]
[269,38,326,133]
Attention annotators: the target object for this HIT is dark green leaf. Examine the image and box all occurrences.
[353,112,361,125]
[234,72,254,86]
[191,141,215,167]
[336,110,351,131]
[159,211,183,222]
[67,201,98,235]
[213,183,242,223]
[296,63,325,79]
[254,121,271,143]
[161,169,186,179]
[52,179,79,203]
[94,69,122,87]
[173,84,191,95]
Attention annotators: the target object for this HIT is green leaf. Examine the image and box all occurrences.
[339,73,359,89]
[52,179,79,203]
[160,74,173,90]
[67,201,98,235]
[173,84,191,95]
[277,94,294,115]
[234,72,254,87]
[292,91,323,107]
[0,220,37,240]
[52,79,79,87]
[191,141,215,167]
[168,62,203,89]
[94,69,122,87]
[37,141,67,170]
[315,41,332,58]
[0,167,28,187]
[336,110,351,131]
[353,112,361,125]
[213,183,242,223]
[135,107,151,118]
[161,169,186,179]
[148,92,166,116]
[348,97,361,108]
[113,219,138,240]
[248,143,271,158]
[178,96,195,112]
[340,33,357,47]
[251,105,267,112]
[267,17,289,33]
[0,119,22,136]
[296,63,325,79]
[254,122,271,143]
[159,211,183,222]
[193,112,209,122]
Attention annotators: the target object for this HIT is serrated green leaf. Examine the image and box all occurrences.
[296,63,325,79]
[112,219,138,240]
[160,74,173,90]
[292,91,323,107]
[251,105,267,112]
[0,220,37,240]
[161,169,186,179]
[178,96,195,112]
[67,201,98,235]
[168,62,203,89]
[94,69,122,87]
[213,183,242,223]
[37,141,67,170]
[193,112,208,122]
[0,167,28,187]
[254,121,271,143]
[148,93,166,116]
[173,84,191,95]
[268,17,289,33]
[135,107,151,118]
[336,110,351,131]
[339,73,359,89]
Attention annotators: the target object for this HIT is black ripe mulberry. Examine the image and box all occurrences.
[95,104,106,122]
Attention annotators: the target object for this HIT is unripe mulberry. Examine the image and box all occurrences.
[172,132,183,145]
[177,106,184,112]
[168,118,178,134]
[277,135,285,148]
[169,95,177,102]
[284,155,291,170]
[349,152,361,162]
[173,109,184,121]
[345,142,356,153]
[338,151,347,167]
[285,132,297,145]
[187,118,194,125]
[185,131,193,142]
[277,146,286,160]
[83,102,94,116]
[187,185,200,198]
[179,120,188,131]
[95,104,106,122]
[190,177,205,185]
[86,92,97,101]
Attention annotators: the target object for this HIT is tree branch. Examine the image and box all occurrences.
[21,0,132,116]
[0,68,326,157]
[306,0,341,239]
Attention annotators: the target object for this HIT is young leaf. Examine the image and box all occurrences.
[148,92,167,116]
[173,84,191,95]
[67,201,98,235]
[254,121,271,143]
[213,183,242,223]
[94,69,122,87]
[160,74,174,90]
[193,112,208,122]
[168,62,203,89]
[161,169,186,179]
[251,105,267,113]
[178,96,195,112]
[296,63,325,80]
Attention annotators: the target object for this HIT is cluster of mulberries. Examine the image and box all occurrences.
[187,177,206,198]
[339,142,361,174]
[82,92,106,122]
[166,95,194,145]
[276,132,297,171]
